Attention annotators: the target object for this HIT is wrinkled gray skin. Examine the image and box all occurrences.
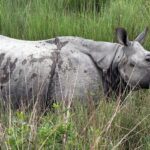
[0,28,150,109]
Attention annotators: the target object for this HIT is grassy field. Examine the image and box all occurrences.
[1,0,150,149]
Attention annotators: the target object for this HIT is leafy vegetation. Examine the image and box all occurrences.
[1,93,150,149]
[1,0,150,149]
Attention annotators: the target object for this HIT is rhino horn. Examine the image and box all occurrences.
[135,27,148,44]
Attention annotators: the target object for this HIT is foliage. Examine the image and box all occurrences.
[0,92,150,149]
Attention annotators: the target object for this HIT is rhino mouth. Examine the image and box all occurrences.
[123,75,150,89]
[138,77,150,89]
[138,83,150,89]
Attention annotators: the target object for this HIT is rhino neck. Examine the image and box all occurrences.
[79,39,129,98]
[60,37,130,98]
[102,45,131,98]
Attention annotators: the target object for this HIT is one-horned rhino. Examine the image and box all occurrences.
[0,27,150,109]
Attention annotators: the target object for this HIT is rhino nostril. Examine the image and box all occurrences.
[145,54,150,62]
[125,75,129,81]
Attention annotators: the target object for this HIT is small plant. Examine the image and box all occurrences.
[5,111,30,149]
[37,119,77,149]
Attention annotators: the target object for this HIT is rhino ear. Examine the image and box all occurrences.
[135,27,148,44]
[116,28,130,46]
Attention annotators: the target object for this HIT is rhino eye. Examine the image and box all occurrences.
[145,57,150,62]
[129,62,135,67]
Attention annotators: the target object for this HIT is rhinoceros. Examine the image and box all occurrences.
[0,27,150,109]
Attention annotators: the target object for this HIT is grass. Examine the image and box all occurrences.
[1,0,150,43]
[1,92,150,149]
[1,0,150,149]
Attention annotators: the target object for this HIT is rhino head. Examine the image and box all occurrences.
[117,27,150,89]
[87,27,150,96]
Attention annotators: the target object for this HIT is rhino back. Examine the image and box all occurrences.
[0,36,103,108]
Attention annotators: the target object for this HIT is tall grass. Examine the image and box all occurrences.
[1,0,150,149]
[1,0,150,43]
[1,92,150,149]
